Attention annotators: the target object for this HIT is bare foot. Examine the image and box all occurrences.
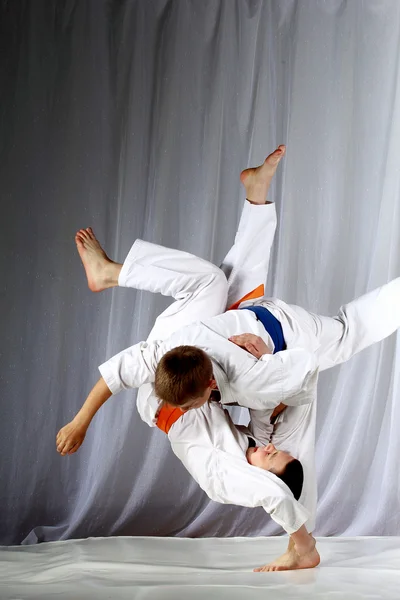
[254,545,320,572]
[75,228,122,292]
[240,144,286,204]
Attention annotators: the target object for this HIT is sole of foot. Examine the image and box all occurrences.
[240,144,286,205]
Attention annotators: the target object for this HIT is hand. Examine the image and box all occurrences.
[228,333,272,359]
[56,419,87,456]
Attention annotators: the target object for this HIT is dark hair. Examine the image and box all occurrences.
[154,345,213,407]
[275,459,304,501]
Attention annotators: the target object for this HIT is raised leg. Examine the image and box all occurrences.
[76,227,229,338]
[221,146,285,307]
[75,145,286,334]
[136,147,286,424]
[121,240,228,340]
[287,277,400,370]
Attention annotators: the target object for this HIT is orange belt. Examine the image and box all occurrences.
[156,283,264,434]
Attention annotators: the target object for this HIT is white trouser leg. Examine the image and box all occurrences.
[286,277,400,371]
[119,201,277,339]
[220,201,277,307]
[119,239,228,340]
[220,202,277,428]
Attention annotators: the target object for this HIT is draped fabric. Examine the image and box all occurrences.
[2,537,400,598]
[1,0,400,545]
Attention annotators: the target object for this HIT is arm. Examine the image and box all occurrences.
[169,403,310,534]
[97,339,164,394]
[170,403,319,572]
[229,333,317,417]
[56,338,165,455]
[236,337,319,571]
[229,345,319,409]
[213,448,319,569]
[56,377,112,455]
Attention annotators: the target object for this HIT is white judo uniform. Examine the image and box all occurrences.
[99,201,400,534]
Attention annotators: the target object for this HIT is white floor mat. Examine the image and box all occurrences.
[1,536,399,599]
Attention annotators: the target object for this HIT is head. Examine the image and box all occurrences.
[154,345,217,411]
[247,443,304,500]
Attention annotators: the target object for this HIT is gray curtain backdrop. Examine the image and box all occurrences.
[1,0,400,545]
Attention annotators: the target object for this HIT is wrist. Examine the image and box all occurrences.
[73,413,91,429]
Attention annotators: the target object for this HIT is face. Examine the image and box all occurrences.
[180,379,217,412]
[246,443,295,475]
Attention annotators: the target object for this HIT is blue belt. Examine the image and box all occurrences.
[239,306,286,353]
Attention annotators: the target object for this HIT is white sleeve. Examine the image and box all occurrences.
[98,339,165,394]
[229,348,319,409]
[170,431,309,535]
[220,201,277,307]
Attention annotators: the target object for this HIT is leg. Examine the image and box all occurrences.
[75,145,286,333]
[120,240,228,340]
[285,278,400,370]
[121,145,286,327]
[76,228,228,339]
[221,146,285,307]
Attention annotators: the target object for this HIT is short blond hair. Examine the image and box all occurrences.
[154,346,213,407]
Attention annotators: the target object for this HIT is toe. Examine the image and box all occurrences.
[76,229,88,240]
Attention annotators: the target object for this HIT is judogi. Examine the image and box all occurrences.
[99,201,400,534]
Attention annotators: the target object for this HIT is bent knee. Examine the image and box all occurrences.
[210,267,229,293]
[202,267,228,311]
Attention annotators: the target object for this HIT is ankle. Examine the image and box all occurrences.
[103,262,122,287]
[246,198,267,205]
[295,535,315,556]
